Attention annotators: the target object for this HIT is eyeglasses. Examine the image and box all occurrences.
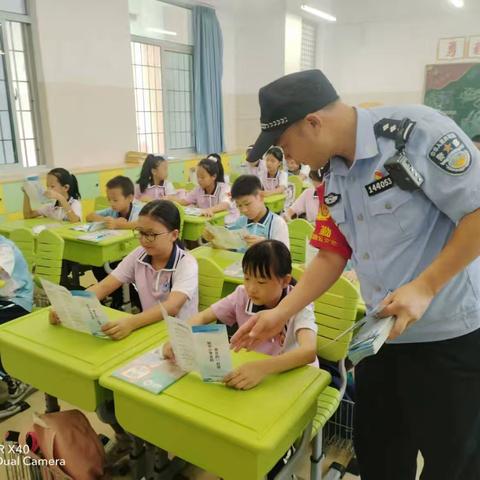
[134,229,170,243]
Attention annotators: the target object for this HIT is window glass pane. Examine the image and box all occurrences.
[131,41,164,153]
[164,50,194,150]
[0,0,27,15]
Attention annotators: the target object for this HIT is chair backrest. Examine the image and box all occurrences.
[10,228,35,272]
[172,201,185,240]
[293,268,361,363]
[197,256,225,311]
[94,196,110,211]
[34,229,65,285]
[288,175,304,200]
[288,218,314,264]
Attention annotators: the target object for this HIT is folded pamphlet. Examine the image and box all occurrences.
[112,347,186,393]
[23,176,55,211]
[40,279,109,338]
[165,315,232,382]
[348,306,395,365]
[204,224,248,251]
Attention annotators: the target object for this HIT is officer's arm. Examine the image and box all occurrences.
[231,250,345,350]
[418,208,480,297]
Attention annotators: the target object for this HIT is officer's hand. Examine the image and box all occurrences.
[378,279,434,340]
[230,307,289,352]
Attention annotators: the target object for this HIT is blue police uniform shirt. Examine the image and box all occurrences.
[96,200,143,221]
[0,235,33,312]
[325,105,480,343]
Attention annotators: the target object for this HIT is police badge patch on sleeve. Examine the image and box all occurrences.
[324,192,341,206]
[428,132,472,175]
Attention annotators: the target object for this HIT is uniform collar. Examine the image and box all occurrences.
[139,244,181,271]
[330,108,379,177]
[203,182,220,197]
[247,208,271,225]
[119,202,133,220]
[245,285,291,314]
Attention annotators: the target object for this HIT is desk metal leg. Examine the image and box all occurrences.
[44,394,60,413]
[129,436,146,480]
[144,444,187,480]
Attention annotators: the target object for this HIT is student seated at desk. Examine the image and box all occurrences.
[174,157,236,221]
[211,175,289,250]
[23,168,82,223]
[87,176,142,230]
[244,144,267,177]
[286,156,310,180]
[207,153,230,185]
[135,154,176,202]
[164,240,317,390]
[284,169,322,223]
[0,235,35,415]
[259,146,288,197]
[51,200,198,340]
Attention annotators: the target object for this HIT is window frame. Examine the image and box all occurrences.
[0,4,43,171]
[131,34,195,157]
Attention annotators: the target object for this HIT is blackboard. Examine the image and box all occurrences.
[424,63,480,138]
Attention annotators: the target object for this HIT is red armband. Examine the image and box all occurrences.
[310,184,352,260]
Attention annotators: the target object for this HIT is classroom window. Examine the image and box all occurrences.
[0,15,40,168]
[300,19,317,71]
[131,41,165,154]
[131,40,195,155]
[129,0,194,155]
[163,50,194,151]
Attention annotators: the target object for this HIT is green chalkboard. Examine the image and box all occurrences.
[424,63,480,138]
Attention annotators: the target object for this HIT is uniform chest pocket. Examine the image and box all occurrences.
[367,189,423,237]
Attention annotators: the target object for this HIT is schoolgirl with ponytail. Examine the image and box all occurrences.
[23,167,82,223]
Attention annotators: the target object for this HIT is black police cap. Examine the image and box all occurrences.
[247,69,338,163]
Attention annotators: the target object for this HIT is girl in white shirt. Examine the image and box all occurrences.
[135,154,176,202]
[260,147,288,197]
[23,168,82,223]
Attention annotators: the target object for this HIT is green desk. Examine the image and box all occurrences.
[0,218,69,238]
[0,307,169,411]
[53,225,140,267]
[263,194,286,214]
[183,211,228,242]
[100,350,330,480]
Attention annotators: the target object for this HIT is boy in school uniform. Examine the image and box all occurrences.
[227,175,290,249]
[87,176,142,230]
[87,176,143,308]
[0,235,35,415]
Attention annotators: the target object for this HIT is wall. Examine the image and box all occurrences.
[321,1,480,106]
[31,0,138,170]
[230,0,287,149]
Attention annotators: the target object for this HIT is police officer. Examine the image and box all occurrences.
[231,69,480,480]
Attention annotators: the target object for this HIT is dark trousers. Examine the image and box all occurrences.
[354,327,480,480]
[92,263,141,311]
[92,262,123,308]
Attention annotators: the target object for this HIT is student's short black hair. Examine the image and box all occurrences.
[309,169,323,182]
[106,175,134,197]
[242,240,292,279]
[231,175,262,199]
[472,134,480,143]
